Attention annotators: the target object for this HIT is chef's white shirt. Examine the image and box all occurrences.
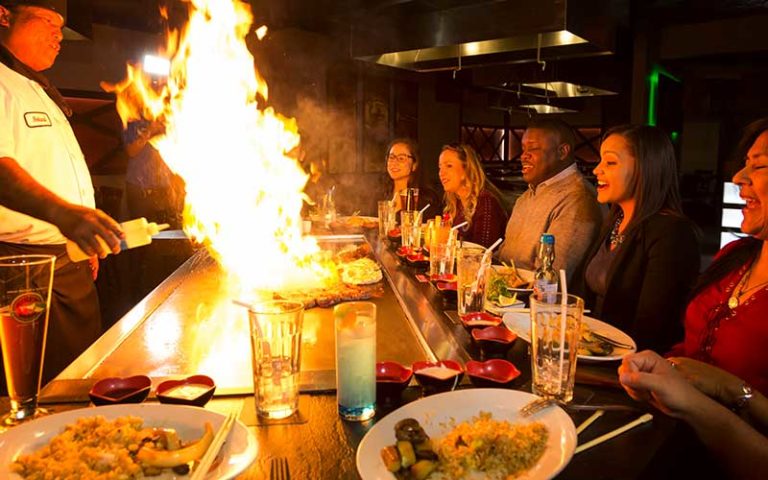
[0,62,95,244]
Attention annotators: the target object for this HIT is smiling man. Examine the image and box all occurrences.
[0,0,123,389]
[498,118,603,281]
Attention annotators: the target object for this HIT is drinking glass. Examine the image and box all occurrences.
[530,293,583,403]
[334,302,376,421]
[429,228,457,281]
[400,211,422,254]
[456,246,490,316]
[0,254,55,428]
[248,300,304,419]
[398,188,419,212]
[377,200,395,238]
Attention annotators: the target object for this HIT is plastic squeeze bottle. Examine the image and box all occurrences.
[66,218,170,262]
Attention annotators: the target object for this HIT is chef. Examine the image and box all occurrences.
[0,0,123,386]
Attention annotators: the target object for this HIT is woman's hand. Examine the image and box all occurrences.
[668,357,745,407]
[618,350,708,419]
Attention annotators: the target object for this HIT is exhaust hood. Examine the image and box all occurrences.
[351,0,628,72]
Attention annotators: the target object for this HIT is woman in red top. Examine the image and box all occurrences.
[438,143,507,248]
[669,118,768,400]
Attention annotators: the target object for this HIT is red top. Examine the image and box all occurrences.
[669,239,768,396]
[452,188,508,249]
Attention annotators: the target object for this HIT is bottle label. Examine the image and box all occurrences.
[534,279,558,302]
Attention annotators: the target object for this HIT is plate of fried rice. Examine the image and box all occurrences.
[357,389,576,480]
[0,403,257,479]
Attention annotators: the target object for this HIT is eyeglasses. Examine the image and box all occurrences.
[387,153,413,164]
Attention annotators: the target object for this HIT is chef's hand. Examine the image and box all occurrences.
[618,350,707,419]
[668,357,745,407]
[50,203,124,258]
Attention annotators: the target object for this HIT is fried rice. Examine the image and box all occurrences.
[433,412,548,479]
[11,415,162,480]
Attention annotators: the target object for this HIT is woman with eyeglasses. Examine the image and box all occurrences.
[439,143,508,248]
[385,138,440,219]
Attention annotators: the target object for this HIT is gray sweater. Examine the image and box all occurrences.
[498,166,603,282]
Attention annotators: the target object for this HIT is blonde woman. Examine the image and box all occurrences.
[438,143,507,248]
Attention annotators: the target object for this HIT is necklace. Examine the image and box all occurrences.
[609,211,625,249]
[728,263,768,309]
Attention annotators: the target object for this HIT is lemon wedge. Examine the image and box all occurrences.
[496,293,518,307]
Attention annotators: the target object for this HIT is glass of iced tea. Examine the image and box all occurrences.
[248,300,304,419]
[0,254,55,428]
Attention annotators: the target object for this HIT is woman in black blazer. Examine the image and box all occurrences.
[579,125,700,353]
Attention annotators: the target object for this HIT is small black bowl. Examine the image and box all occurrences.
[459,312,503,330]
[376,361,413,402]
[471,326,518,357]
[466,359,521,388]
[156,375,216,407]
[89,375,151,406]
[412,360,464,393]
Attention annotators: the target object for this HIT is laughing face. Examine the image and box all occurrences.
[1,6,64,71]
[386,143,415,183]
[520,128,569,187]
[438,148,467,194]
[595,133,636,207]
[733,130,768,240]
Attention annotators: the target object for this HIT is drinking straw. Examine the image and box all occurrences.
[418,203,431,217]
[469,238,503,300]
[451,221,468,231]
[558,269,568,397]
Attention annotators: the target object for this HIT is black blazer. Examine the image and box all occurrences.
[577,213,701,353]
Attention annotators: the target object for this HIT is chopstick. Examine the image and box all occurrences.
[575,409,604,435]
[591,331,634,350]
[501,308,592,314]
[190,404,242,480]
[574,413,653,454]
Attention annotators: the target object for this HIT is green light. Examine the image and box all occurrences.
[670,131,679,142]
[646,65,681,127]
[647,70,659,126]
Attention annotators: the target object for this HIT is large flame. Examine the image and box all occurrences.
[106,0,336,293]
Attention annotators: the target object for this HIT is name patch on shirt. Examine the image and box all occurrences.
[24,112,52,128]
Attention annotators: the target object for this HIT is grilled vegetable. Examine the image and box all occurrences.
[136,422,213,468]
[414,439,437,460]
[410,460,438,480]
[397,440,416,468]
[380,445,401,472]
[395,418,428,443]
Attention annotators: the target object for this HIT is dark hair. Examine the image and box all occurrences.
[601,125,684,233]
[526,118,576,158]
[689,117,768,298]
[385,138,421,190]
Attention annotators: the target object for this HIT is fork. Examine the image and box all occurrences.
[270,457,291,480]
[519,398,556,417]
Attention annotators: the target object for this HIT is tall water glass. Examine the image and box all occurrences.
[456,246,490,316]
[429,228,457,280]
[248,301,304,419]
[399,188,419,212]
[334,302,376,421]
[530,293,583,403]
[400,211,422,253]
[0,254,55,427]
[377,200,395,238]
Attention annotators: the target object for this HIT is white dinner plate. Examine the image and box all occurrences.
[459,241,485,250]
[502,312,638,362]
[0,403,257,480]
[356,389,576,480]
